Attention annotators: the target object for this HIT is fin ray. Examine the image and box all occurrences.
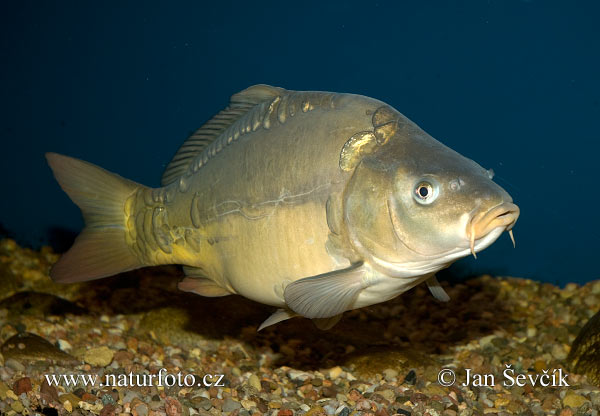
[284,263,367,319]
[258,309,297,331]
[426,275,450,302]
[160,85,285,186]
[178,276,230,297]
[46,153,143,282]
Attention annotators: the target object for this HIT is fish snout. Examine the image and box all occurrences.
[467,202,520,257]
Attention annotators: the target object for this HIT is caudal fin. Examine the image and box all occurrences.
[46,153,144,283]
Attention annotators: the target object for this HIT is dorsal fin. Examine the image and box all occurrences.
[161,84,286,186]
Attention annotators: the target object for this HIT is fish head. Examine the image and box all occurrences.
[343,117,519,277]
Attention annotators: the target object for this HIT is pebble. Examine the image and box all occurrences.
[83,346,114,367]
[164,397,183,416]
[10,400,24,413]
[328,366,343,379]
[403,369,417,385]
[551,344,568,360]
[132,399,149,416]
[58,339,72,351]
[222,398,242,412]
[323,404,336,415]
[0,382,14,400]
[563,393,588,408]
[5,358,25,372]
[59,393,81,411]
[122,390,141,404]
[13,377,32,395]
[305,406,326,416]
[248,374,261,391]
[383,368,398,381]
[241,400,256,410]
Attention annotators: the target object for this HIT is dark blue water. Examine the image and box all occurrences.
[1,1,597,285]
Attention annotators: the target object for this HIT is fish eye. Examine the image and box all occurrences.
[413,181,438,205]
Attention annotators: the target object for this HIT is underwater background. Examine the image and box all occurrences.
[1,1,598,285]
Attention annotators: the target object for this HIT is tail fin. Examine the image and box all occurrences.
[46,152,144,283]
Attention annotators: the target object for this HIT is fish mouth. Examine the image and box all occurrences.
[467,202,520,258]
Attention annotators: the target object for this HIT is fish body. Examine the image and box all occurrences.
[46,85,519,329]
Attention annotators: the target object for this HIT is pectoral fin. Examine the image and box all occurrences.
[284,263,369,319]
[426,275,450,302]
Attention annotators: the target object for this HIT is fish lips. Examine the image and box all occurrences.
[467,202,520,256]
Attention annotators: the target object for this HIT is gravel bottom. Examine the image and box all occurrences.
[0,238,599,416]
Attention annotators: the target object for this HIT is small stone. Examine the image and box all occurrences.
[165,397,183,416]
[378,389,395,402]
[58,339,73,351]
[494,397,511,408]
[348,389,362,402]
[403,369,417,385]
[222,398,242,413]
[13,377,32,395]
[527,326,537,337]
[559,409,574,416]
[551,344,568,360]
[59,393,81,410]
[6,357,26,372]
[40,379,60,404]
[321,386,337,398]
[323,405,336,415]
[247,374,261,391]
[563,393,588,408]
[83,346,114,367]
[479,334,496,347]
[584,295,597,307]
[328,366,343,379]
[241,400,256,410]
[11,400,24,413]
[311,378,323,387]
[338,408,350,416]
[132,401,149,416]
[100,403,116,416]
[122,390,141,404]
[81,392,97,403]
[383,368,398,382]
[278,410,293,416]
[533,359,546,373]
[305,406,326,416]
[80,401,104,413]
[6,388,18,400]
[0,381,9,400]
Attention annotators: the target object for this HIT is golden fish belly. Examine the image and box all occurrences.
[203,198,345,307]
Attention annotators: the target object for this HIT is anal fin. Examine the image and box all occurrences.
[178,276,231,297]
[178,266,231,297]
